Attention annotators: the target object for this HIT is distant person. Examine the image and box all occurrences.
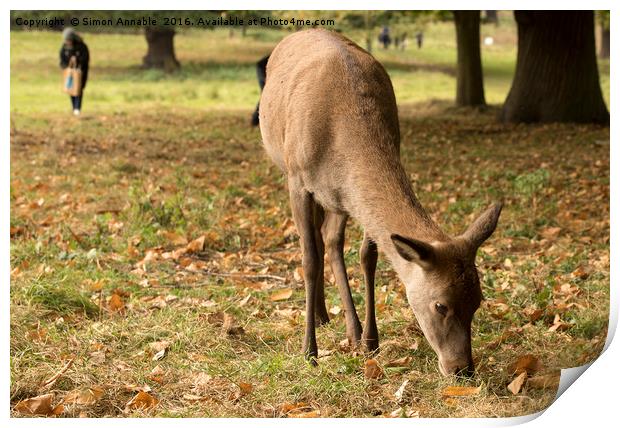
[400,32,409,51]
[416,31,424,49]
[378,26,391,49]
[251,54,270,127]
[59,28,89,116]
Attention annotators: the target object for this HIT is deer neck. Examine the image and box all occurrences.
[350,156,448,264]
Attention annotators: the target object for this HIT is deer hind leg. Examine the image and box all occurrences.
[312,204,330,326]
[288,182,321,363]
[322,211,363,347]
[360,231,379,352]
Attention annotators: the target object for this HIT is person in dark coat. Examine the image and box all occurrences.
[251,54,270,127]
[59,28,89,116]
[378,26,391,49]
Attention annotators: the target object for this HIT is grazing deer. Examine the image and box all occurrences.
[259,29,502,376]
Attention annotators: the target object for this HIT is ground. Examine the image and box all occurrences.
[10,16,610,418]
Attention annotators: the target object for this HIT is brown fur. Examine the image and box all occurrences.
[260,29,502,375]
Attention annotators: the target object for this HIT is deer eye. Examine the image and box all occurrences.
[435,303,448,316]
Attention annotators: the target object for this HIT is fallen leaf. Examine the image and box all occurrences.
[14,393,63,416]
[205,311,225,326]
[222,313,244,335]
[158,230,187,246]
[441,385,481,397]
[540,226,561,240]
[507,354,543,376]
[387,407,419,418]
[149,340,171,353]
[123,384,152,393]
[108,293,125,312]
[280,402,312,416]
[528,372,561,390]
[125,391,159,411]
[364,359,383,379]
[394,379,410,401]
[385,356,412,368]
[148,365,166,384]
[270,288,293,302]
[289,410,321,418]
[570,266,589,280]
[507,372,527,395]
[152,348,166,361]
[186,235,206,253]
[329,305,342,315]
[63,386,105,406]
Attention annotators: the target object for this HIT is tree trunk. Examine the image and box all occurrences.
[600,26,610,58]
[143,27,180,71]
[454,11,486,107]
[500,11,609,124]
[485,10,499,26]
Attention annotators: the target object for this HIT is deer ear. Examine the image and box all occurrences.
[391,234,435,268]
[461,202,503,250]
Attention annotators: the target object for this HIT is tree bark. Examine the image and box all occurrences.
[143,27,180,71]
[454,11,486,107]
[600,26,610,58]
[484,10,499,26]
[500,11,609,124]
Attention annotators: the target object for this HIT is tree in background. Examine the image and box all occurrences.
[143,27,180,71]
[483,11,499,26]
[598,11,610,59]
[453,11,486,107]
[500,11,609,124]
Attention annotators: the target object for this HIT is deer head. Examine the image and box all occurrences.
[391,203,502,376]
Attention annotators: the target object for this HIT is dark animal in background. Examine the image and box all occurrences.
[251,55,270,127]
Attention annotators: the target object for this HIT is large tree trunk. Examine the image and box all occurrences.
[600,26,610,58]
[500,11,609,124]
[484,10,499,26]
[454,11,486,107]
[143,27,180,71]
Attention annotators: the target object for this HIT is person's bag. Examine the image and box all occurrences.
[62,56,82,97]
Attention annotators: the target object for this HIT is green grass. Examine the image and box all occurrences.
[10,16,610,418]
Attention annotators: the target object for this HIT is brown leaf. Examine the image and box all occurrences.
[14,393,63,416]
[186,235,206,253]
[125,391,159,411]
[507,372,527,395]
[63,386,105,406]
[507,354,543,376]
[270,288,293,302]
[289,410,321,418]
[149,340,171,353]
[148,365,166,384]
[441,385,481,397]
[385,356,412,368]
[222,313,244,335]
[364,359,384,379]
[280,402,312,416]
[540,226,561,240]
[205,311,225,326]
[528,372,561,390]
[158,230,187,246]
[108,293,125,312]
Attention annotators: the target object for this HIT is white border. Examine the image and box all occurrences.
[3,1,616,427]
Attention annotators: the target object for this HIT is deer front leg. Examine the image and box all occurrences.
[289,183,321,363]
[322,211,362,347]
[360,231,379,352]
